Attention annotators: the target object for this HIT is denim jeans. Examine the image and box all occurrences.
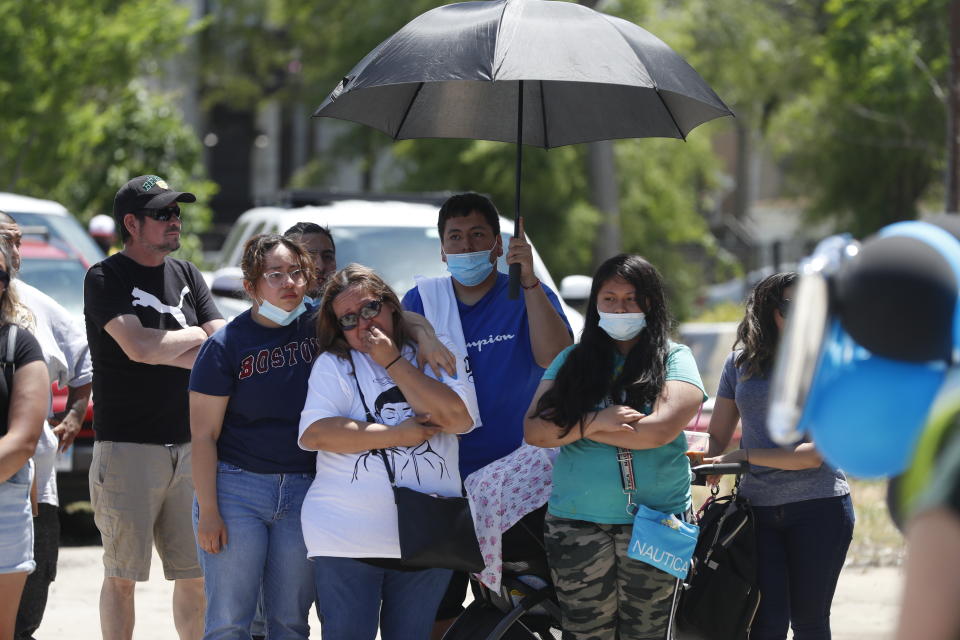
[311,556,451,640]
[750,494,855,640]
[0,462,33,575]
[193,462,315,640]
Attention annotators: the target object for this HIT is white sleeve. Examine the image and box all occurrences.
[298,354,358,450]
[16,281,92,388]
[431,334,481,433]
[50,312,92,388]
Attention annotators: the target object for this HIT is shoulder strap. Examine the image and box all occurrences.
[348,354,397,485]
[617,446,637,514]
[0,325,16,392]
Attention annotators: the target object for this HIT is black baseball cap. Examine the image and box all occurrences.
[113,175,196,220]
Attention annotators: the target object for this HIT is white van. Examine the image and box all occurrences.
[211,195,585,336]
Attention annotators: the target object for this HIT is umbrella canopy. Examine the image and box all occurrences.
[315,0,733,148]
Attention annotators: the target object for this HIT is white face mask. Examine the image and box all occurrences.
[257,298,307,326]
[598,311,647,341]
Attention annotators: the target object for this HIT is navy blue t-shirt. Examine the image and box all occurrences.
[402,272,570,477]
[189,305,319,473]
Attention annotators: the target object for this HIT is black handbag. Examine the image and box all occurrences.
[376,449,485,573]
[350,359,485,573]
[675,477,761,640]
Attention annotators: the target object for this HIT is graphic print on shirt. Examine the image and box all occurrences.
[351,384,450,484]
[131,286,190,328]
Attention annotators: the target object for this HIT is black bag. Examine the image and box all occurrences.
[349,358,484,573]
[675,483,760,640]
[377,450,485,573]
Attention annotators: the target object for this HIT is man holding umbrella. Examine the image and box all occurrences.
[402,192,571,633]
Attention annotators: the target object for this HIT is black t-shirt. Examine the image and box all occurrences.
[0,325,44,437]
[84,253,222,444]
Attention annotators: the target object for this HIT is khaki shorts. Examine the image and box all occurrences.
[89,441,201,581]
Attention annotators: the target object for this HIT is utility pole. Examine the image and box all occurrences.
[587,140,622,268]
[947,0,960,213]
[578,0,622,267]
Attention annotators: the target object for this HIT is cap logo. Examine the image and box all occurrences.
[140,175,168,192]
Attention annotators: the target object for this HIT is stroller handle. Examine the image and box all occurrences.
[691,461,748,477]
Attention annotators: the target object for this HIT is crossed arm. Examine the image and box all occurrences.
[106,315,225,368]
[524,378,702,449]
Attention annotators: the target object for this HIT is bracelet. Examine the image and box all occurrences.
[521,278,541,290]
[385,355,403,370]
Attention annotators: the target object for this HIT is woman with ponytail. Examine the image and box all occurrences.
[705,272,852,640]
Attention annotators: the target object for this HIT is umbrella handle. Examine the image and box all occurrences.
[509,81,524,301]
[508,262,522,299]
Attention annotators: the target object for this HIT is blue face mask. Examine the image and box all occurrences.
[257,298,307,326]
[445,248,495,287]
[598,311,647,341]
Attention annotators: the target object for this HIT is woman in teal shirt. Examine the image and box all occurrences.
[524,254,705,640]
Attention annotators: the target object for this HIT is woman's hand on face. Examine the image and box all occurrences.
[586,404,644,436]
[363,326,401,367]
[393,413,442,447]
[197,510,228,554]
[416,335,457,378]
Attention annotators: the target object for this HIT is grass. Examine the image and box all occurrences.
[691,478,905,568]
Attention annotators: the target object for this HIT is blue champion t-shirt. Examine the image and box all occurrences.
[189,305,320,474]
[403,272,571,478]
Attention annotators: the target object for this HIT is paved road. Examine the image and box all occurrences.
[40,547,901,639]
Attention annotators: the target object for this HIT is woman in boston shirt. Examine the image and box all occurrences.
[190,234,320,638]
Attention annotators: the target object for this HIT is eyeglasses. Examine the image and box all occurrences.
[778,298,792,317]
[139,205,181,222]
[262,269,307,288]
[337,299,383,330]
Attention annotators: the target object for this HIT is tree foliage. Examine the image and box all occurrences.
[771,0,950,235]
[0,0,215,262]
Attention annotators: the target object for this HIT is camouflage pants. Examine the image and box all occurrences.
[544,513,680,640]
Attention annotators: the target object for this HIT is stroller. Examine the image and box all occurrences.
[443,505,563,640]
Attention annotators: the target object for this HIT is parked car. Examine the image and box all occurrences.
[678,322,740,449]
[209,192,585,336]
[18,238,95,505]
[0,191,106,267]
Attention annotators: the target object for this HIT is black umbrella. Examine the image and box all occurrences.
[314,0,733,297]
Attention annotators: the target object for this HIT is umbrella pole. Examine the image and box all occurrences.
[508,80,524,300]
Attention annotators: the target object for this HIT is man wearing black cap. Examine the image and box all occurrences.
[83,175,224,640]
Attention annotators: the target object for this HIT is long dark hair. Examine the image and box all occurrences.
[531,254,671,436]
[734,272,797,379]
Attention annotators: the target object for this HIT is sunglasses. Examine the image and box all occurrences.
[337,299,383,331]
[262,269,307,288]
[777,298,792,317]
[138,205,181,222]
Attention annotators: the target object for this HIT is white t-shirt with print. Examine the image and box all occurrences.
[298,347,475,559]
